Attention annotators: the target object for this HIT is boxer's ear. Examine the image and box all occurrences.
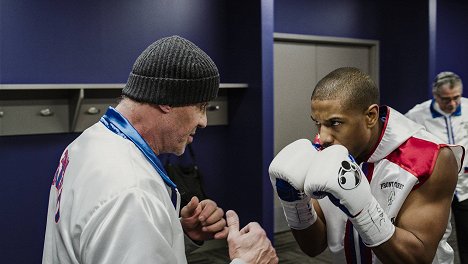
[365,104,379,128]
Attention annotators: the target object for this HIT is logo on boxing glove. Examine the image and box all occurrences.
[337,160,362,190]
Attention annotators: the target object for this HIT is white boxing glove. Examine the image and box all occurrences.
[269,139,318,230]
[304,145,395,247]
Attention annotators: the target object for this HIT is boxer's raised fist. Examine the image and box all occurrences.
[304,144,370,217]
[304,144,395,246]
[268,139,318,230]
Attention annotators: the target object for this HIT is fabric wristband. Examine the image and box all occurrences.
[280,196,317,230]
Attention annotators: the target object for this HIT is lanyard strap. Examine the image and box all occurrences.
[100,106,180,212]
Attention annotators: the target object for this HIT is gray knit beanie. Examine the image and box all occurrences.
[123,36,220,106]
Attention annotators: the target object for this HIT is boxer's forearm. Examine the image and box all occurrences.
[291,217,328,257]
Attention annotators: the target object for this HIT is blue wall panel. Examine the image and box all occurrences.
[275,0,379,40]
[261,0,275,240]
[224,0,265,229]
[0,133,79,263]
[0,0,227,84]
[436,1,468,84]
[377,0,429,112]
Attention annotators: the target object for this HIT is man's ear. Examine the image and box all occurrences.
[158,105,172,113]
[366,104,379,128]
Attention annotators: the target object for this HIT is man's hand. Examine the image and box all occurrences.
[180,197,228,241]
[226,210,278,264]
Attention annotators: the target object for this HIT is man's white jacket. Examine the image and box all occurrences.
[42,122,190,263]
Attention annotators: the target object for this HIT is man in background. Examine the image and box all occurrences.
[406,71,468,263]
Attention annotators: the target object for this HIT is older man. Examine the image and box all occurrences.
[43,36,277,264]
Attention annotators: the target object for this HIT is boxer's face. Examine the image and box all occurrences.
[161,102,208,155]
[311,99,373,162]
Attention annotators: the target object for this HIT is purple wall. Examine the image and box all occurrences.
[261,0,275,240]
[377,0,430,112]
[436,1,468,86]
[0,133,79,263]
[223,0,274,235]
[2,0,467,262]
[275,0,379,39]
[0,0,227,84]
[274,0,468,116]
[0,0,273,262]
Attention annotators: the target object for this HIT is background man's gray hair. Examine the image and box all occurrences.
[432,71,463,94]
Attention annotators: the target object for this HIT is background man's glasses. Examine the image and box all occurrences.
[436,94,461,104]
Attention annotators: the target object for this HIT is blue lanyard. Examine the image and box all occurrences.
[100,106,180,211]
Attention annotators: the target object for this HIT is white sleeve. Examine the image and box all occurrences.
[80,188,184,264]
[404,108,415,120]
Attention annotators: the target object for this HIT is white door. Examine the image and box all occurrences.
[273,33,379,232]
